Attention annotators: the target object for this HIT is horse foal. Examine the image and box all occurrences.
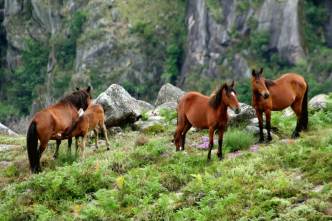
[62,104,110,157]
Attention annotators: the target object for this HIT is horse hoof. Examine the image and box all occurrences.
[291,132,300,139]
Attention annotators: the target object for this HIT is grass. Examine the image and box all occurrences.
[0,99,331,220]
[224,129,255,152]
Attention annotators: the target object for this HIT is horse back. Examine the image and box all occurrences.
[270,73,307,110]
[178,92,212,128]
[33,103,79,138]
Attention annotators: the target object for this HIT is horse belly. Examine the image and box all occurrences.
[186,113,208,129]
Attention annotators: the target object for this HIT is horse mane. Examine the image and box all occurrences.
[209,84,227,109]
[59,90,89,109]
[264,79,275,88]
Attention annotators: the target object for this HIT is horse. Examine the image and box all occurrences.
[174,81,241,161]
[61,103,110,157]
[26,87,92,173]
[251,68,308,142]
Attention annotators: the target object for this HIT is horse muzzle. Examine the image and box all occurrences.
[263,93,270,99]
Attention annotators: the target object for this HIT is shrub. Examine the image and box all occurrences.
[224,128,255,152]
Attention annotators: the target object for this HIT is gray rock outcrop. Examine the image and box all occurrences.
[0,123,18,136]
[155,83,185,106]
[95,84,154,127]
[309,94,328,111]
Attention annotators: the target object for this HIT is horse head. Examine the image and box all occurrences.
[62,86,92,111]
[221,81,240,114]
[251,68,270,99]
[209,81,240,114]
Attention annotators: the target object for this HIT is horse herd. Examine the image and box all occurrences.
[26,68,308,173]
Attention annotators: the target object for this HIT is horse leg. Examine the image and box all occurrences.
[207,127,215,161]
[217,128,224,160]
[102,124,110,150]
[94,129,99,150]
[75,137,80,157]
[67,138,72,155]
[180,122,192,151]
[53,140,61,159]
[291,100,302,138]
[265,110,272,142]
[81,135,87,158]
[256,109,264,142]
[174,121,185,151]
[37,139,49,172]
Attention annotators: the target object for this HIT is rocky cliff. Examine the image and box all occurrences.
[0,0,331,119]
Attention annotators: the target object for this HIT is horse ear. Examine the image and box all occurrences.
[259,68,264,75]
[230,80,235,88]
[251,69,256,77]
[86,86,91,93]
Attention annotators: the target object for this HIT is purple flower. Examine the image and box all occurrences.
[196,137,210,149]
[202,136,209,142]
[228,151,242,159]
[249,145,259,152]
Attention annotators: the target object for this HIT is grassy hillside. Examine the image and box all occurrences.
[0,95,331,220]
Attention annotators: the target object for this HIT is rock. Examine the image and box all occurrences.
[108,126,122,135]
[228,103,256,124]
[249,118,259,126]
[155,83,185,106]
[283,107,294,117]
[245,125,278,140]
[258,0,305,64]
[179,0,255,86]
[0,123,18,136]
[136,100,155,113]
[133,115,165,132]
[309,94,328,111]
[95,84,152,127]
[153,102,178,115]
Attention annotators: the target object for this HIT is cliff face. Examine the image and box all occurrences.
[0,0,331,117]
[180,0,306,88]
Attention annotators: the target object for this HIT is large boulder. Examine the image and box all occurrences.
[309,94,328,111]
[95,84,154,127]
[228,103,256,124]
[0,123,18,136]
[155,83,185,106]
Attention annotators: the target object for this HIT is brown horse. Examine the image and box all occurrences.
[27,87,92,173]
[174,81,240,160]
[251,68,308,142]
[62,103,110,157]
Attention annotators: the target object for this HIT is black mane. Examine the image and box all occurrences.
[209,84,227,109]
[265,79,276,88]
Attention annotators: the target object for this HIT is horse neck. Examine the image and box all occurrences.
[216,100,228,122]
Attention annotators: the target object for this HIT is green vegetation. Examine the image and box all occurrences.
[206,0,223,23]
[224,129,255,152]
[9,39,49,115]
[0,96,331,220]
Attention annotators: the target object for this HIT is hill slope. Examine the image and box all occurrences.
[0,96,331,220]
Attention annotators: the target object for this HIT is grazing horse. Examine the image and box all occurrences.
[62,103,110,157]
[27,87,92,173]
[251,68,308,142]
[174,81,240,160]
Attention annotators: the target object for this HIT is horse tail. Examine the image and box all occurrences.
[301,81,308,130]
[27,121,40,173]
